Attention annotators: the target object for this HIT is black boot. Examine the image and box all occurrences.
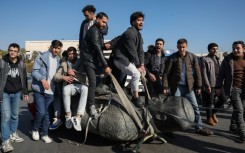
[131,97,145,108]
[239,133,245,143]
[229,124,239,135]
[237,126,245,143]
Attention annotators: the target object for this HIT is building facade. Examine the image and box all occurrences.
[25,40,112,59]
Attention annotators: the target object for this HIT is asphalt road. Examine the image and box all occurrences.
[5,95,245,153]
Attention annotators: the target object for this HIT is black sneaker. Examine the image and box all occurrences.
[229,125,239,135]
[239,133,245,143]
[195,128,213,136]
[163,132,175,138]
[131,97,145,108]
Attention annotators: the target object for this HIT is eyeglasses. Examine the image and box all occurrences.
[9,50,18,53]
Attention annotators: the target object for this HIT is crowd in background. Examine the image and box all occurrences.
[0,4,245,153]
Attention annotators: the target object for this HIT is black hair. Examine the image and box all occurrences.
[96,12,108,19]
[147,45,155,54]
[232,41,245,48]
[130,11,144,26]
[155,38,165,45]
[207,43,218,51]
[67,46,77,53]
[51,40,63,48]
[177,38,188,45]
[8,43,20,51]
[62,50,68,58]
[82,5,96,13]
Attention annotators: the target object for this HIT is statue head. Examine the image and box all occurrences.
[148,95,195,132]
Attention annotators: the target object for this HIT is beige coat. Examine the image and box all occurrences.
[53,59,87,87]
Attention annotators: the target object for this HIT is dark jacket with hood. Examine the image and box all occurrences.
[0,54,28,101]
[80,23,108,69]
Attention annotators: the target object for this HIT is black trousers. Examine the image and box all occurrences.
[202,87,227,119]
[108,57,127,87]
[146,71,163,97]
[84,66,101,106]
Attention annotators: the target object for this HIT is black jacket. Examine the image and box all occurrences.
[215,53,245,96]
[144,50,166,77]
[80,24,108,69]
[79,19,90,50]
[0,54,28,101]
[79,19,108,51]
[112,26,144,67]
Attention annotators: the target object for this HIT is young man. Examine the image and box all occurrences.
[112,11,145,108]
[54,47,88,131]
[0,43,29,152]
[79,5,108,53]
[200,43,226,126]
[80,12,111,119]
[79,5,96,51]
[163,38,213,136]
[145,38,166,97]
[216,41,245,142]
[31,40,62,143]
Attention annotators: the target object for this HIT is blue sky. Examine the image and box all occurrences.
[1,0,245,54]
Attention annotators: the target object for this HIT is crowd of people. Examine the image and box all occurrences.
[0,4,245,153]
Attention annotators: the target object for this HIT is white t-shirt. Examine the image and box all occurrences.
[44,54,58,95]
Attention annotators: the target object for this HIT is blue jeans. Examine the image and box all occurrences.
[1,92,21,142]
[230,87,245,134]
[53,84,62,118]
[171,85,203,130]
[33,92,53,136]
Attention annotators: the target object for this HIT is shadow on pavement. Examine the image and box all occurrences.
[166,132,245,153]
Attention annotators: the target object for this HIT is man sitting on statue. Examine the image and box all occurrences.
[54,46,88,131]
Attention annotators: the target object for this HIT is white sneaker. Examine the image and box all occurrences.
[32,131,40,141]
[49,118,62,130]
[41,135,52,143]
[65,116,72,129]
[10,132,24,143]
[90,105,99,119]
[71,116,82,131]
[2,139,14,153]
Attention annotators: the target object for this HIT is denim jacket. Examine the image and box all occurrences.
[31,51,60,93]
